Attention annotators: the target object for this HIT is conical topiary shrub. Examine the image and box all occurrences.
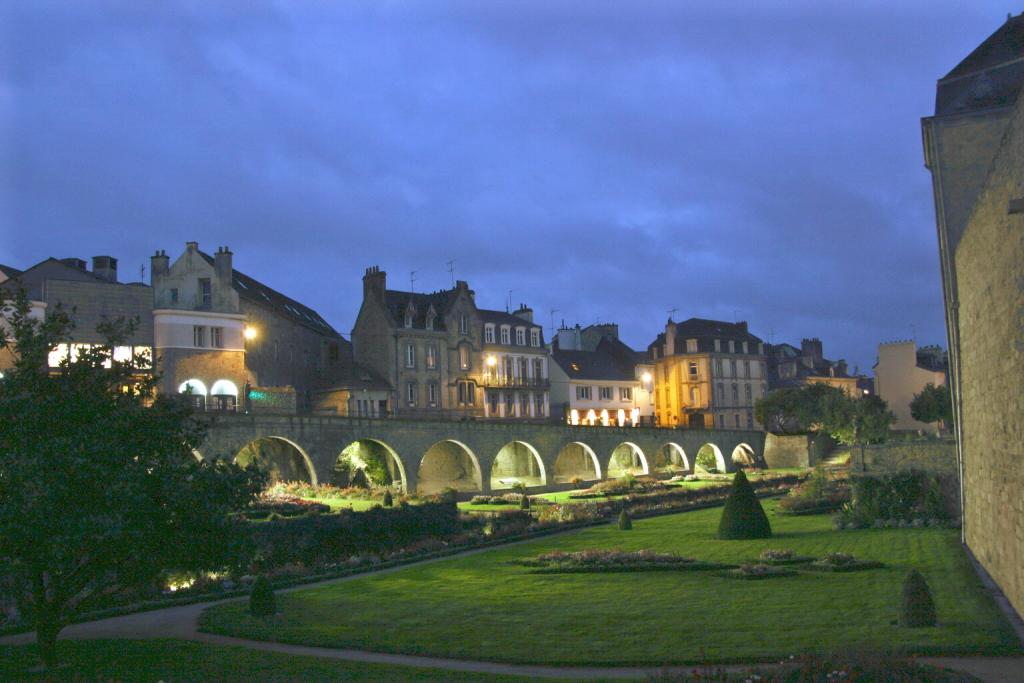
[900,569,936,627]
[249,575,276,618]
[382,490,394,507]
[520,494,531,510]
[618,509,632,530]
[717,470,772,539]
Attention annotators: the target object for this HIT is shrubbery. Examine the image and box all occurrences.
[717,470,772,540]
[249,576,275,617]
[778,467,850,515]
[900,569,937,627]
[833,470,956,529]
[618,509,632,530]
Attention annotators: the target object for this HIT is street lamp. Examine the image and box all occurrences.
[244,326,257,341]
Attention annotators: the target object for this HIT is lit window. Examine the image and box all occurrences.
[459,345,470,370]
[620,387,632,401]
[485,324,495,344]
[426,344,437,369]
[516,328,526,345]
[530,329,540,346]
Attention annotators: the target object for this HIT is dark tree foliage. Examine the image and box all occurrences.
[519,493,531,510]
[755,384,894,445]
[900,569,937,627]
[249,576,276,618]
[618,509,632,530]
[0,290,263,670]
[717,470,772,540]
[382,490,394,507]
[910,383,953,428]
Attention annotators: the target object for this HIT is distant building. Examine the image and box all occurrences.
[767,338,860,398]
[648,318,767,429]
[151,242,347,412]
[872,341,947,431]
[352,266,549,420]
[549,323,655,426]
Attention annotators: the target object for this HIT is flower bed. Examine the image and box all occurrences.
[803,552,884,573]
[720,563,797,580]
[510,549,733,573]
[754,548,815,566]
[569,474,667,499]
[469,493,551,506]
[242,493,331,520]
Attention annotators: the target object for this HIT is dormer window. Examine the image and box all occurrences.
[404,313,413,328]
[728,340,735,353]
[742,341,749,354]
[484,324,495,344]
[515,327,526,345]
[426,308,436,331]
[404,302,416,329]
[686,338,698,353]
[714,339,721,352]
[530,329,540,347]
[500,326,511,345]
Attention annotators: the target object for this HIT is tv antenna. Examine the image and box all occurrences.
[668,307,679,321]
[549,309,560,335]
[446,260,456,287]
[506,289,516,313]
[410,270,417,293]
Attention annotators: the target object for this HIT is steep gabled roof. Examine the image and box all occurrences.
[552,337,639,382]
[937,14,1024,116]
[478,308,542,329]
[0,264,23,280]
[383,289,453,330]
[197,251,341,338]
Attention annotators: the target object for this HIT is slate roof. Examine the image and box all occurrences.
[0,264,23,280]
[383,289,453,330]
[552,337,640,382]
[333,362,392,391]
[198,251,341,338]
[936,13,1024,116]
[672,318,762,342]
[479,308,542,330]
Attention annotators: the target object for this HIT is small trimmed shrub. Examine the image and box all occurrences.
[717,470,772,540]
[618,509,632,530]
[249,576,276,617]
[520,494,531,510]
[382,490,394,507]
[900,569,937,627]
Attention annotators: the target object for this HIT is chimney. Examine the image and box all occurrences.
[737,320,748,333]
[513,303,534,323]
[556,324,581,351]
[664,320,676,356]
[151,249,169,281]
[60,257,87,271]
[801,337,823,363]
[214,246,233,281]
[91,255,118,283]
[185,241,198,252]
[363,265,387,302]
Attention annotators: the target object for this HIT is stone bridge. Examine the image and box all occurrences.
[197,414,766,495]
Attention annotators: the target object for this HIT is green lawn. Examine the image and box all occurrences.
[200,500,1019,665]
[0,640,549,682]
[308,496,383,512]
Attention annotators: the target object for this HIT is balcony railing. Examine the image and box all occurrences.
[480,375,550,389]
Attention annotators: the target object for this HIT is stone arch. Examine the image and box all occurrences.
[417,439,482,494]
[695,443,727,473]
[490,441,546,490]
[653,443,689,475]
[233,436,318,485]
[334,439,407,492]
[607,442,648,478]
[731,442,757,468]
[553,442,602,483]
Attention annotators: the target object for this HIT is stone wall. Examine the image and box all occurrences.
[954,96,1024,618]
[763,434,811,469]
[849,440,958,476]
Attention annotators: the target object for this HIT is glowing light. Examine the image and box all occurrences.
[600,409,610,427]
[486,355,497,367]
[244,326,258,340]
[570,409,580,426]
[617,409,626,427]
[630,408,640,426]
[586,409,597,425]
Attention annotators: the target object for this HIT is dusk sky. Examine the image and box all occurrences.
[2,1,1018,372]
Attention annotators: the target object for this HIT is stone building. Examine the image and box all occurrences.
[922,12,1024,619]
[0,256,153,375]
[151,242,347,412]
[767,338,860,398]
[351,266,549,420]
[872,341,947,432]
[648,318,767,429]
[549,323,655,426]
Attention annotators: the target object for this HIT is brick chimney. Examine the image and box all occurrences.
[513,303,534,323]
[363,265,386,302]
[801,338,823,363]
[150,250,169,281]
[91,255,118,283]
[214,246,233,281]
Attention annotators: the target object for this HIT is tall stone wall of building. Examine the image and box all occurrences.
[849,440,958,476]
[955,98,1024,617]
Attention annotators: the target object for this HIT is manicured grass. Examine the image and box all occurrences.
[0,639,547,682]
[200,500,1020,666]
[308,496,382,512]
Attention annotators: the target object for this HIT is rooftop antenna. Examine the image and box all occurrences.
[549,309,560,336]
[668,307,679,321]
[139,263,145,283]
[410,270,417,293]
[506,289,515,313]
[446,259,456,287]
[910,323,917,340]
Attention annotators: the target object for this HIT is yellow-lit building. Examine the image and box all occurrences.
[648,318,767,430]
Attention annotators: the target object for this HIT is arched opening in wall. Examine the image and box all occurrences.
[653,443,689,476]
[695,443,726,473]
[333,439,407,492]
[490,441,546,490]
[553,442,601,483]
[731,443,758,468]
[233,437,317,485]
[178,379,207,411]
[417,440,482,494]
[209,379,239,413]
[607,442,648,478]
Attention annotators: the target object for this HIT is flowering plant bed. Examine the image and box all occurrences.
[803,552,884,572]
[753,548,815,565]
[510,549,733,573]
[720,563,798,580]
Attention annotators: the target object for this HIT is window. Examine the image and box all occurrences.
[193,325,207,347]
[688,361,698,377]
[576,385,592,400]
[714,358,723,375]
[745,384,752,403]
[717,414,724,428]
[458,381,476,405]
[505,392,514,416]
[459,314,468,335]
[500,326,510,345]
[533,358,543,381]
[762,385,767,397]
[515,327,525,345]
[199,278,212,307]
[426,311,435,330]
[725,359,733,376]
[747,411,754,428]
[690,386,699,404]
[742,341,749,354]
[758,343,764,355]
[170,288,179,304]
[728,340,735,353]
[211,326,223,348]
[686,338,698,353]
[406,382,417,406]
[716,383,724,403]
[599,386,613,400]
[426,344,437,369]
[459,345,470,370]
[714,338,721,352]
[734,414,741,428]
[620,387,632,401]
[535,392,545,416]
[405,343,416,368]
[519,392,529,416]
[530,329,540,346]
[484,324,495,343]
[328,343,339,363]
[743,360,749,377]
[404,312,413,328]
[428,382,438,406]
[732,383,739,403]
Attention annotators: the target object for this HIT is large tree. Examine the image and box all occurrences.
[910,383,953,430]
[0,290,263,670]
[755,383,894,446]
